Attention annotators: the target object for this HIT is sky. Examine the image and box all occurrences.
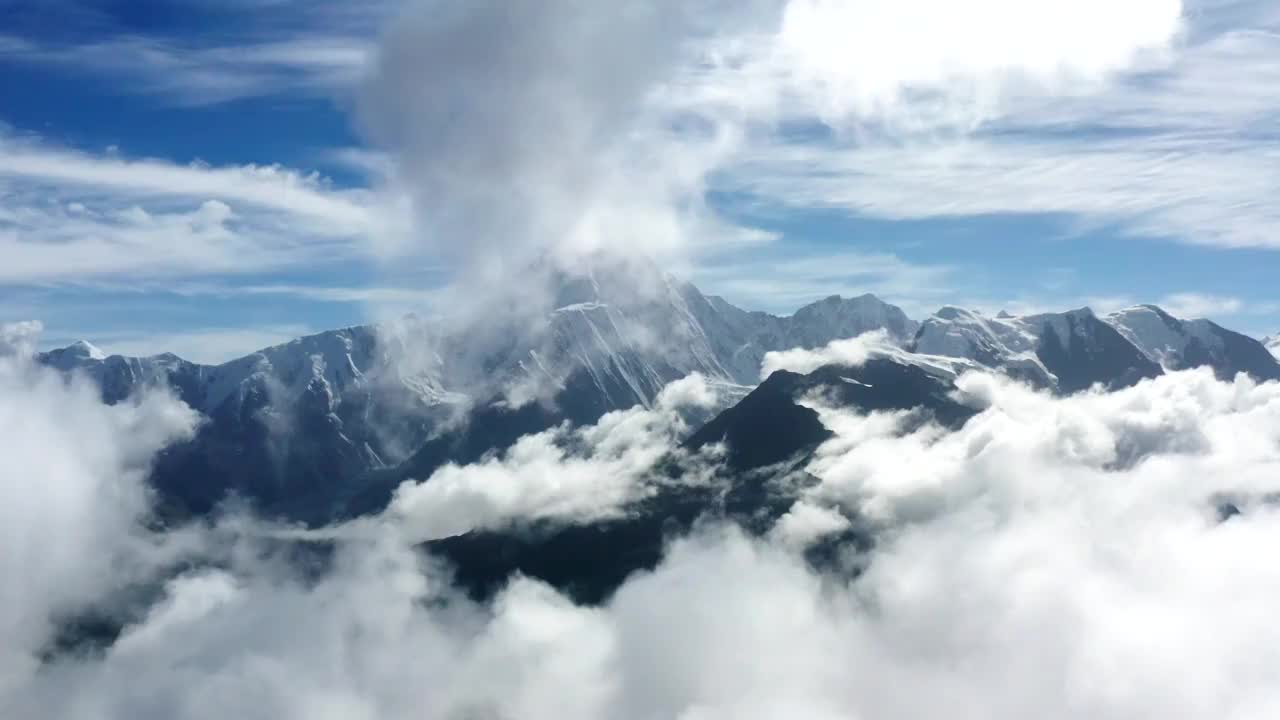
[1,0,1278,363]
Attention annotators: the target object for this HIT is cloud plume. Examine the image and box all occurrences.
[356,0,1186,295]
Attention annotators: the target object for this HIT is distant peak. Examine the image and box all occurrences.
[1113,304,1177,323]
[934,306,977,321]
[66,339,106,360]
[816,293,884,305]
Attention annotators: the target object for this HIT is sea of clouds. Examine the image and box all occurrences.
[5,314,1280,719]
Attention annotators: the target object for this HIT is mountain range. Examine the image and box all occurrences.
[33,262,1280,650]
[39,264,1280,529]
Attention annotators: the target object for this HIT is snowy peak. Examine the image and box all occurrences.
[913,306,1048,382]
[912,306,1160,392]
[1106,305,1280,381]
[685,291,919,384]
[1267,335,1280,360]
[40,339,107,369]
[68,339,106,360]
[202,325,380,413]
[1106,305,1203,367]
[788,293,919,347]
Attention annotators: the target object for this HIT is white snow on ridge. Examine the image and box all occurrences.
[762,330,984,381]
[911,306,1058,385]
[201,325,380,412]
[871,343,985,380]
[552,301,608,314]
[1266,335,1280,360]
[1105,305,1221,369]
[70,339,106,360]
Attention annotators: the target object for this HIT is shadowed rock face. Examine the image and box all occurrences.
[1033,311,1163,394]
[912,306,1165,394]
[1107,304,1280,382]
[1182,324,1280,382]
[687,358,977,473]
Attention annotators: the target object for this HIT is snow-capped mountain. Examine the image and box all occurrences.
[39,266,919,521]
[41,252,1280,524]
[38,323,477,519]
[911,306,1162,393]
[688,292,918,382]
[1105,305,1280,382]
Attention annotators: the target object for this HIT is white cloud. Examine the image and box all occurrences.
[724,130,1280,249]
[0,320,43,357]
[388,373,724,542]
[0,138,377,229]
[765,0,1183,130]
[1157,292,1245,319]
[356,0,744,280]
[757,328,979,381]
[0,327,199,695]
[759,330,883,378]
[0,137,403,285]
[770,500,851,549]
[0,1,383,106]
[713,2,1280,251]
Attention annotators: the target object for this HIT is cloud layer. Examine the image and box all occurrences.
[0,324,200,696]
[7,313,1280,718]
[0,135,397,285]
[388,373,725,542]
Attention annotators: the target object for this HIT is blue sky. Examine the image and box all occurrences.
[1,0,1277,362]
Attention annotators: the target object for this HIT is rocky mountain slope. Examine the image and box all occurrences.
[1107,305,1280,381]
[910,306,1163,393]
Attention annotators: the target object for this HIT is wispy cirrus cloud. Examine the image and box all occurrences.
[713,1,1280,251]
[0,0,390,106]
[0,135,404,285]
[0,137,377,227]
[0,35,370,105]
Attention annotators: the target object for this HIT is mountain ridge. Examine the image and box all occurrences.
[35,272,1280,523]
[36,273,922,522]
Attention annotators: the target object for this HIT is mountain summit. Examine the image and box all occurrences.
[910,305,1162,393]
[1106,305,1280,381]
